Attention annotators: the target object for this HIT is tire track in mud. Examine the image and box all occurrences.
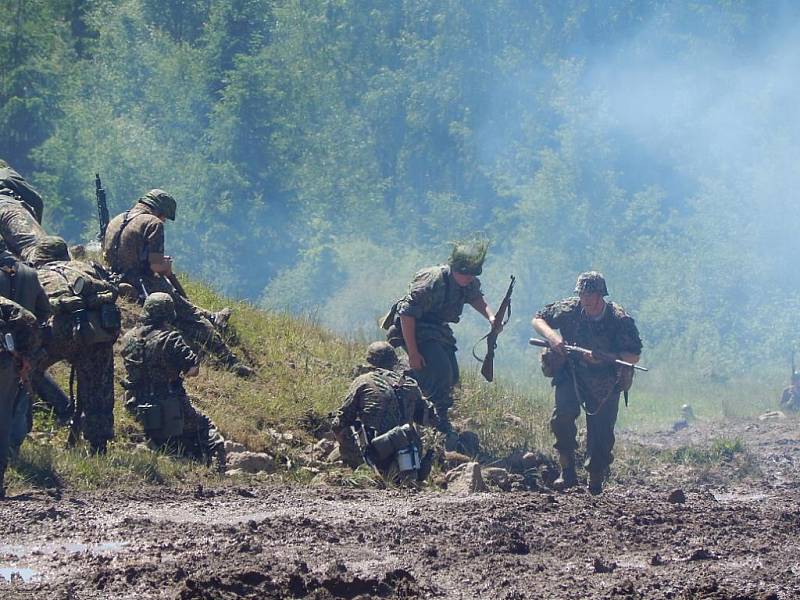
[1,417,799,599]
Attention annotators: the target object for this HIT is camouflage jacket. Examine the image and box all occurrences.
[387,265,483,347]
[0,250,51,323]
[0,295,42,359]
[332,368,429,436]
[536,297,643,400]
[120,323,198,393]
[36,260,118,314]
[0,165,43,223]
[103,204,164,279]
[0,196,47,263]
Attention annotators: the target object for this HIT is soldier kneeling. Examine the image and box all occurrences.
[120,293,225,470]
[331,342,435,484]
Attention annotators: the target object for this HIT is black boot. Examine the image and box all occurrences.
[553,452,578,490]
[588,470,604,495]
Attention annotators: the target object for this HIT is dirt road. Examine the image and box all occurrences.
[1,417,798,599]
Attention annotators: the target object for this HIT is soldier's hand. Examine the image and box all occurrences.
[549,335,567,355]
[408,350,426,371]
[489,315,503,333]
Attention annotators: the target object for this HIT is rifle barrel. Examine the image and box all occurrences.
[528,338,649,372]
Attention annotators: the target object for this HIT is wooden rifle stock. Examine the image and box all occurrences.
[478,275,515,382]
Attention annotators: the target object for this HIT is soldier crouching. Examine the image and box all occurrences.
[120,293,225,471]
[331,342,435,484]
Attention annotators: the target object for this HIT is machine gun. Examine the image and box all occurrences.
[529,338,649,372]
[95,174,109,243]
[474,275,515,382]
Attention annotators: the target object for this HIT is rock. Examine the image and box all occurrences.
[225,469,246,477]
[327,446,342,463]
[668,489,686,504]
[592,557,617,573]
[688,548,718,561]
[443,450,471,465]
[226,451,276,473]
[224,440,246,454]
[483,467,510,490]
[313,439,335,461]
[671,419,688,432]
[503,413,524,426]
[650,553,664,566]
[445,462,487,494]
[759,410,786,421]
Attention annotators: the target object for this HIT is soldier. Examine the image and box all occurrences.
[780,373,800,412]
[0,163,47,261]
[0,159,44,224]
[120,293,226,470]
[331,341,434,483]
[382,239,499,448]
[103,189,250,376]
[0,296,42,499]
[27,236,121,454]
[532,271,642,495]
[0,239,52,453]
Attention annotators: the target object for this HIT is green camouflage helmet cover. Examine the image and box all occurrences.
[366,341,398,369]
[448,237,489,276]
[574,271,608,296]
[27,235,70,266]
[142,292,176,323]
[139,189,176,221]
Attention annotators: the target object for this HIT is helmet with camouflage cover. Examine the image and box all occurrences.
[366,341,398,369]
[574,271,608,296]
[448,236,489,276]
[139,189,176,221]
[27,235,70,267]
[142,292,176,323]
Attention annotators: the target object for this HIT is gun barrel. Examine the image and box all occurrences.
[528,338,648,372]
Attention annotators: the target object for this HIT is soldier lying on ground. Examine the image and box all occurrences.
[331,342,435,484]
[0,159,44,224]
[121,293,226,471]
[103,189,251,377]
[27,236,122,454]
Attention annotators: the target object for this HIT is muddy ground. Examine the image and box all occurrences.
[1,417,799,599]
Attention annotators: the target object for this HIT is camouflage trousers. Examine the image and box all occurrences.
[137,275,239,367]
[551,369,620,476]
[0,354,20,490]
[410,339,459,433]
[65,342,116,447]
[146,393,225,466]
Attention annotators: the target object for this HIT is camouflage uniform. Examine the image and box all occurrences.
[120,293,225,467]
[0,161,44,224]
[103,195,246,372]
[332,366,429,472]
[385,265,483,430]
[30,237,121,452]
[0,296,42,499]
[0,247,51,452]
[535,276,642,483]
[780,383,800,412]
[0,196,47,263]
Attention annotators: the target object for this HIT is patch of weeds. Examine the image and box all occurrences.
[9,443,63,489]
[671,437,747,465]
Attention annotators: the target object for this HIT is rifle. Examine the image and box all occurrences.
[95,173,109,243]
[474,275,515,382]
[528,338,649,372]
[164,272,188,299]
[350,421,381,477]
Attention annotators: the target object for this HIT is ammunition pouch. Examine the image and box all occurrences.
[616,364,635,393]
[52,303,121,346]
[540,348,566,378]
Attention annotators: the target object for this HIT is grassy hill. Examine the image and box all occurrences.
[6,276,553,494]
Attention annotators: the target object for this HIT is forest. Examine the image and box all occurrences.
[3,0,800,390]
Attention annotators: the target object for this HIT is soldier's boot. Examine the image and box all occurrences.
[213,445,227,474]
[588,470,604,495]
[222,355,254,378]
[90,439,108,456]
[552,453,578,491]
[417,449,434,483]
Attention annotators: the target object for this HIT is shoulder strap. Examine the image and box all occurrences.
[107,210,148,272]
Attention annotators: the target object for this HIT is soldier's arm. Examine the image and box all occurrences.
[332,380,364,434]
[615,313,643,365]
[143,220,172,275]
[398,315,424,370]
[532,316,566,355]
[468,295,497,327]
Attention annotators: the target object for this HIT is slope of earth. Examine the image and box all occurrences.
[1,416,798,599]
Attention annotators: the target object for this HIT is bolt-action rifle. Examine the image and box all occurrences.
[350,421,382,477]
[95,173,109,243]
[474,275,515,382]
[529,338,649,372]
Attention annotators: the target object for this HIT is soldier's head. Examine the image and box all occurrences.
[365,341,398,370]
[575,271,608,316]
[142,292,176,324]
[139,189,176,221]
[448,237,488,286]
[28,236,70,267]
